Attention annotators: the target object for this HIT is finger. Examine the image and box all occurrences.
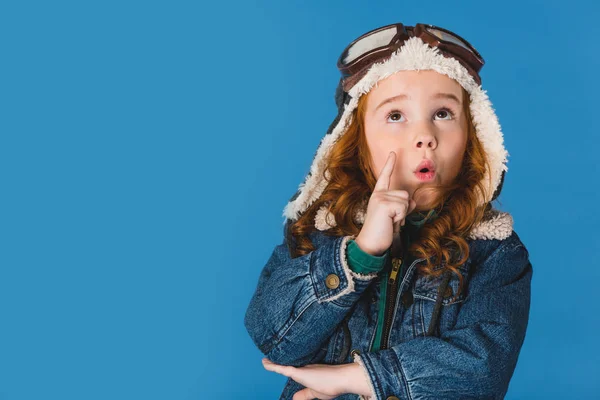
[292,388,315,400]
[374,151,396,192]
[262,358,294,377]
[393,201,410,230]
[392,210,404,234]
[408,198,417,214]
[393,218,401,235]
[380,190,410,200]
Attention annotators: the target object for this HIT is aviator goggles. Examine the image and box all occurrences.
[337,22,485,91]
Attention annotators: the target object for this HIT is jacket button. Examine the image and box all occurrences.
[350,349,361,358]
[401,291,413,307]
[386,397,400,400]
[325,273,340,289]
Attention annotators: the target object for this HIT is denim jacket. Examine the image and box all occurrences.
[244,210,532,400]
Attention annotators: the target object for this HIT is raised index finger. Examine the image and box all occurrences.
[374,151,396,192]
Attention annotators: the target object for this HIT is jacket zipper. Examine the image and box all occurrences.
[379,255,427,350]
[380,257,402,350]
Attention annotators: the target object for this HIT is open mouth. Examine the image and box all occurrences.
[415,168,436,181]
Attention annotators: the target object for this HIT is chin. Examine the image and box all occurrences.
[412,189,438,211]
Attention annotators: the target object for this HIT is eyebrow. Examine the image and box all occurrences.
[374,92,461,112]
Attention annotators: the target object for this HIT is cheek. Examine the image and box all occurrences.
[369,136,406,163]
[366,136,408,185]
[370,143,392,174]
[441,131,468,179]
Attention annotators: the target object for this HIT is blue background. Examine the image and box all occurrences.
[1,0,598,399]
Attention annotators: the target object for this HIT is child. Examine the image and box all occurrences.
[245,22,532,400]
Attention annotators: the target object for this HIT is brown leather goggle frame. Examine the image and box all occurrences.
[337,23,485,92]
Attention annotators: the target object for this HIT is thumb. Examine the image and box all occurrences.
[393,218,401,235]
[292,388,322,400]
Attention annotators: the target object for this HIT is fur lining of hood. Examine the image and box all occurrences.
[283,36,512,240]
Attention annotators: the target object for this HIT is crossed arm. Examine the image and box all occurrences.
[246,224,532,399]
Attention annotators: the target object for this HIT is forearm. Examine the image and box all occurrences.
[341,362,375,398]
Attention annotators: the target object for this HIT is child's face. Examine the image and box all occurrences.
[363,70,469,211]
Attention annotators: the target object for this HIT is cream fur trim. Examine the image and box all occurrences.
[467,208,514,240]
[283,36,508,222]
[315,204,513,241]
[314,202,366,231]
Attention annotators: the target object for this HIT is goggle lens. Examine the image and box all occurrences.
[342,26,398,65]
[425,27,474,53]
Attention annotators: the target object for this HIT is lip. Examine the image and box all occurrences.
[414,170,436,182]
[415,159,436,173]
[414,159,436,182]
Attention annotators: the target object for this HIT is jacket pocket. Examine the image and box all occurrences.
[412,265,469,337]
[324,304,357,364]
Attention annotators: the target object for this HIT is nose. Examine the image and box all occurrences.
[414,126,437,150]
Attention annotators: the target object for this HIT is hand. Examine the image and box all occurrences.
[262,358,371,399]
[355,151,416,256]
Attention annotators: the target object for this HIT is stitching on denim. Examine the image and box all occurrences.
[367,299,378,354]
[418,298,425,338]
[271,297,317,353]
[413,293,465,305]
[392,349,414,400]
[327,326,342,364]
[264,274,317,353]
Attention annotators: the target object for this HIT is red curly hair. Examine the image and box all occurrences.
[287,86,494,299]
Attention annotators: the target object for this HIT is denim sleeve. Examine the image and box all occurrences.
[353,234,533,400]
[244,220,379,367]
